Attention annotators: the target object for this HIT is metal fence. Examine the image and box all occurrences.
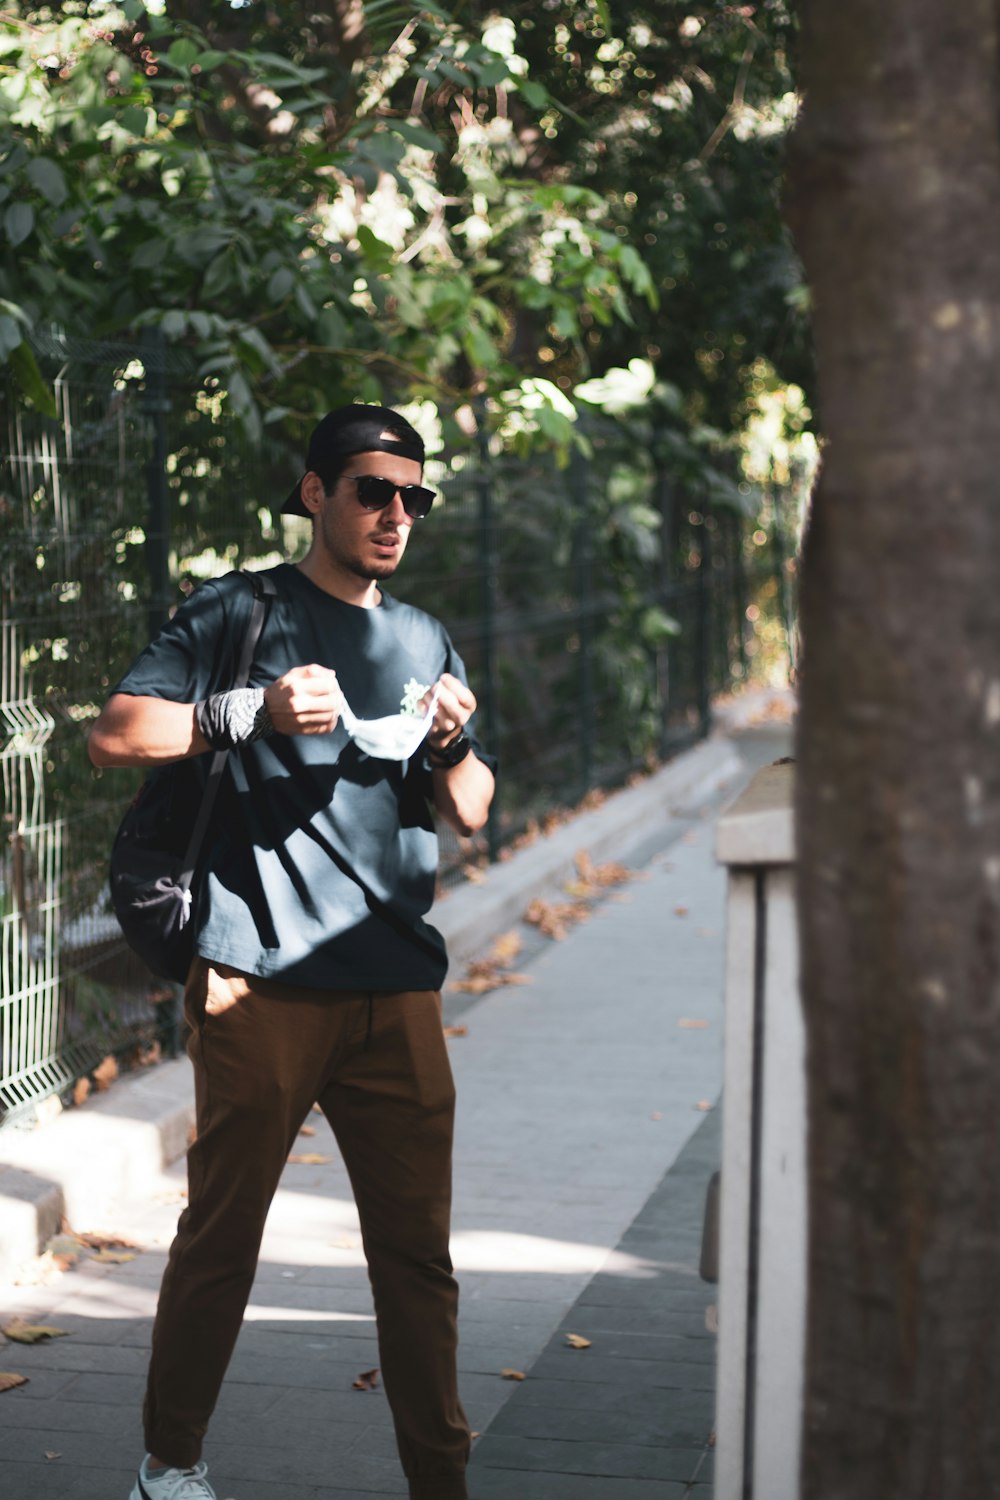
[0,345,792,1125]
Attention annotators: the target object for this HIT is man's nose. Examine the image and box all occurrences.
[385,491,412,526]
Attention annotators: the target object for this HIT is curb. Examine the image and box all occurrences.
[0,733,741,1285]
[0,1056,195,1283]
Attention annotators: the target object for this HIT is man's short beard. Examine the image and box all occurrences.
[345,555,399,583]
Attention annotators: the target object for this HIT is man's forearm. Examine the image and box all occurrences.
[88,694,210,768]
[432,754,495,837]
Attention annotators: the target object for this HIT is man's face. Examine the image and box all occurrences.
[311,447,421,584]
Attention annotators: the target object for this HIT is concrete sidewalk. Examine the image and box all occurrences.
[0,707,792,1499]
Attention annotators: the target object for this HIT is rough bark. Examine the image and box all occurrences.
[785,3,1000,1495]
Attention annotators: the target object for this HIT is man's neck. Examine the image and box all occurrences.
[296,554,382,608]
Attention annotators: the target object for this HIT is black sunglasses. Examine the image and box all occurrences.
[345,474,436,520]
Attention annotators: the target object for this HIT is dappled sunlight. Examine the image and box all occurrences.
[449,1229,665,1279]
[242,1305,374,1325]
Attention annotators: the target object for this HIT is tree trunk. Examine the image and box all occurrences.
[785,4,1000,1495]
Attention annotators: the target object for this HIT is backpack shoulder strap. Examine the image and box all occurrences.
[178,570,275,890]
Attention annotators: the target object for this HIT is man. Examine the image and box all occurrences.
[89,404,496,1500]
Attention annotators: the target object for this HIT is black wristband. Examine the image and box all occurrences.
[426,729,472,769]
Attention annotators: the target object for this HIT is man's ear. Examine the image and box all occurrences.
[300,471,327,515]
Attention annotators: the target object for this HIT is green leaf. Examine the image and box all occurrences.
[593,0,612,32]
[435,60,469,86]
[121,105,150,137]
[9,341,56,417]
[26,157,67,207]
[517,80,548,110]
[267,267,295,302]
[166,39,200,72]
[238,325,280,375]
[5,202,34,247]
[132,239,167,270]
[0,313,22,359]
[0,145,27,178]
[356,224,395,267]
[391,120,445,153]
[463,324,496,369]
[196,50,229,72]
[294,282,319,321]
[316,307,347,346]
[470,58,512,88]
[160,309,187,338]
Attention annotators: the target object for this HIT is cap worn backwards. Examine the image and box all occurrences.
[282,404,425,518]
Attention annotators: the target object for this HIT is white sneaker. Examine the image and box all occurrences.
[129,1455,218,1500]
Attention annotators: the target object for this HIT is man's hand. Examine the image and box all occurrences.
[424,672,476,749]
[265,664,342,735]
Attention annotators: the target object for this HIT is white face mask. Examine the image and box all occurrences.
[338,685,441,761]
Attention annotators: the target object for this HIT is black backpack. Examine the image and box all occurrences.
[108,570,276,982]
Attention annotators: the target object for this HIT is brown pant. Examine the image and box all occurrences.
[143,959,470,1500]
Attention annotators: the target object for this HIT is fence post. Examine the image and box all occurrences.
[475,401,501,863]
[731,511,750,682]
[656,466,676,759]
[571,441,595,794]
[695,509,712,740]
[770,488,797,678]
[142,331,172,637]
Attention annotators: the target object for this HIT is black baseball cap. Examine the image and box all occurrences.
[282,404,425,517]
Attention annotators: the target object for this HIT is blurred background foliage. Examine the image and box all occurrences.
[0,0,813,473]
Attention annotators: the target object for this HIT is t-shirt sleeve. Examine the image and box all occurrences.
[111,579,236,703]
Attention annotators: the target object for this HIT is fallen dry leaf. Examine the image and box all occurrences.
[650,1111,663,1121]
[443,1025,469,1038]
[575,849,632,889]
[13,1250,72,1288]
[298,1124,317,1137]
[45,1451,62,1460]
[460,863,487,885]
[287,1153,332,1165]
[500,1368,527,1381]
[524,897,591,940]
[352,1368,380,1391]
[0,1372,28,1393]
[451,931,535,994]
[678,1018,709,1030]
[492,930,523,963]
[73,1077,90,1107]
[696,927,716,938]
[565,1333,592,1349]
[694,1100,714,1112]
[74,1231,138,1252]
[92,1055,119,1092]
[2,1321,69,1344]
[674,905,689,917]
[89,1250,136,1264]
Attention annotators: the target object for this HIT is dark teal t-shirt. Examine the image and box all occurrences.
[113,564,489,991]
